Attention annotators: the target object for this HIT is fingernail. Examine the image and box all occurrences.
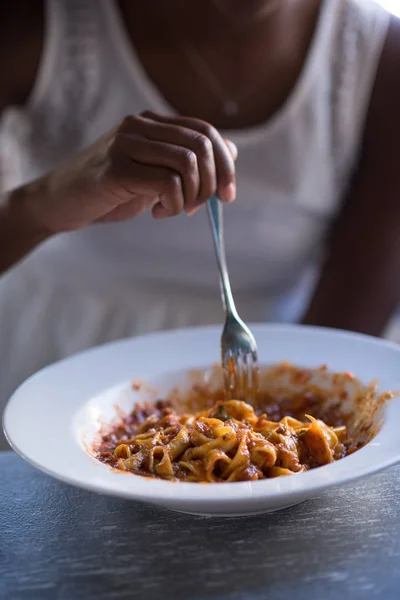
[152,206,175,219]
[186,206,200,216]
[222,182,236,203]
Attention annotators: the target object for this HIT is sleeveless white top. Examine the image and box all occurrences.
[0,0,391,425]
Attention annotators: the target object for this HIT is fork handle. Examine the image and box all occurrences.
[207,196,237,318]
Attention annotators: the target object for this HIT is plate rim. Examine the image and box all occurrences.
[4,323,400,506]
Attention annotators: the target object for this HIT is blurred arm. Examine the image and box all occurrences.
[0,1,48,274]
[0,186,51,274]
[303,17,400,336]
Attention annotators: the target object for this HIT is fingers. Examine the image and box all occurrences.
[140,112,237,204]
[224,139,238,161]
[121,115,217,210]
[98,194,155,223]
[151,202,176,219]
[105,155,185,216]
[114,131,200,210]
[107,113,238,221]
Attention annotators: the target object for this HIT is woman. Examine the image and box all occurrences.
[1,0,400,446]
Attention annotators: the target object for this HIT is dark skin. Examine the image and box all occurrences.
[304,17,400,335]
[116,0,321,129]
[1,0,400,337]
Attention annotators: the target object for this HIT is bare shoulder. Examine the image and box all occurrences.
[0,0,44,112]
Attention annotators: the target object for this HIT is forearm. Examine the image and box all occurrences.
[0,183,51,275]
[304,16,400,338]
[303,156,400,337]
[303,234,400,337]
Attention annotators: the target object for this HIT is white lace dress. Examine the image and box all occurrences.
[0,0,391,446]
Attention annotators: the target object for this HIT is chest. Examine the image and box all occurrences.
[115,0,322,130]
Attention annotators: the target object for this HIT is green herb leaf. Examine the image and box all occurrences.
[218,405,229,421]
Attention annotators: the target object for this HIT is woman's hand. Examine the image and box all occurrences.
[19,112,237,234]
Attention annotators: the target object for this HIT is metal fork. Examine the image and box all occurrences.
[207,195,259,404]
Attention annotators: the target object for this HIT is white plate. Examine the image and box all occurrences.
[3,324,400,517]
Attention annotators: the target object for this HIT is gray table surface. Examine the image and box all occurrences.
[1,452,400,600]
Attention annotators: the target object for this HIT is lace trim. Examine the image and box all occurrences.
[0,0,390,194]
[26,0,104,160]
[331,0,358,196]
[331,0,390,199]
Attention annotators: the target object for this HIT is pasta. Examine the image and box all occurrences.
[96,398,351,482]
